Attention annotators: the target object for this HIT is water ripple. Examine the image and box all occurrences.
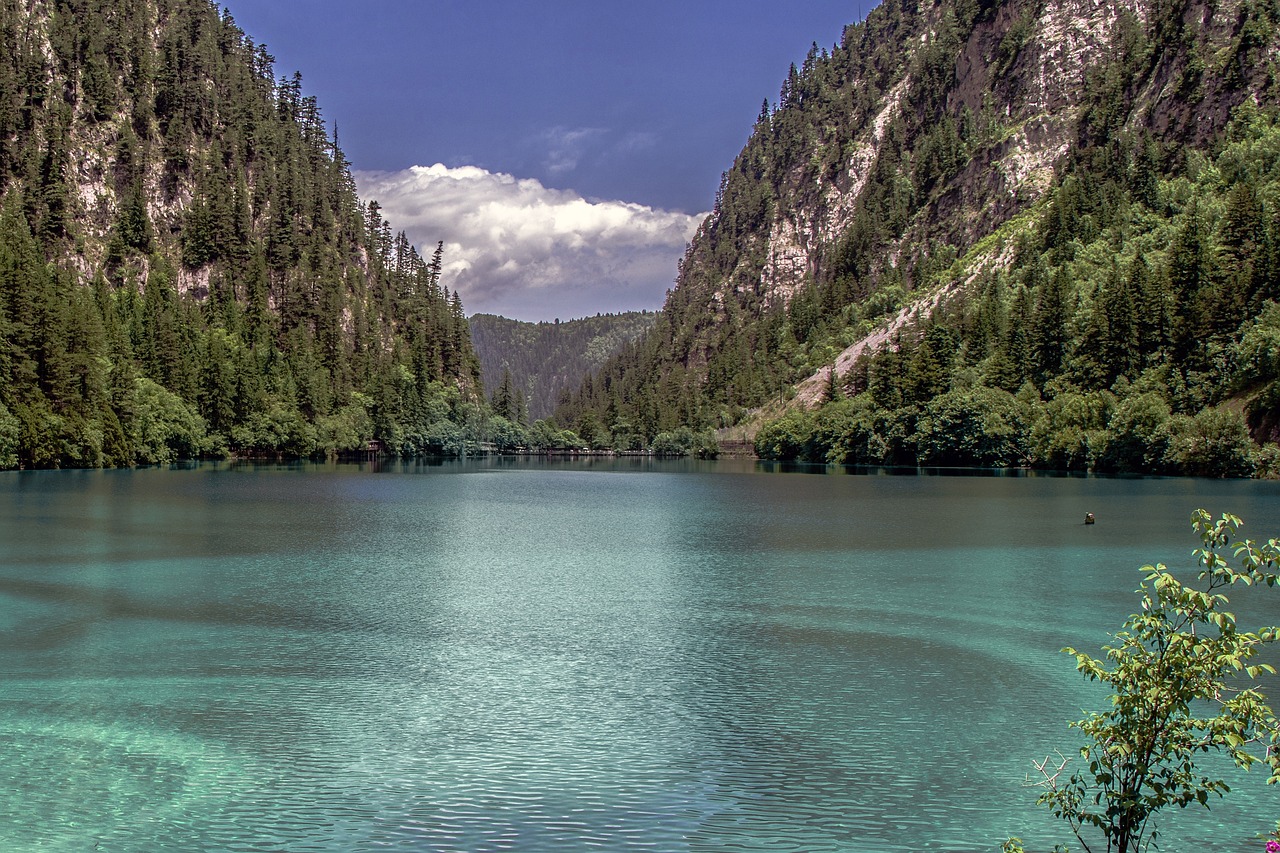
[1,464,1275,850]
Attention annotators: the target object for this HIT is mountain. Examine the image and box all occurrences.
[557,0,1280,476]
[470,311,657,421]
[0,0,481,469]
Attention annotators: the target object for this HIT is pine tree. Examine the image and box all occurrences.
[824,362,842,403]
[904,321,956,404]
[491,367,516,421]
[1100,258,1141,379]
[1033,266,1070,380]
[968,273,1007,361]
[0,196,44,401]
[1217,180,1264,319]
[1168,198,1214,357]
[988,285,1033,392]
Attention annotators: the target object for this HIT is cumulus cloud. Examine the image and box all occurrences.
[354,164,706,322]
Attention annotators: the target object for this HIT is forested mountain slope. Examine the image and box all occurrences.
[558,0,1280,475]
[0,0,481,468]
[470,312,656,421]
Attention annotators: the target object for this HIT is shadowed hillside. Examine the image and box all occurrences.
[470,311,656,421]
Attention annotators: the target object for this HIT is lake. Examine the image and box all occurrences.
[1,459,1278,851]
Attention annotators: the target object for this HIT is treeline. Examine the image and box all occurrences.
[0,0,483,469]
[758,106,1280,476]
[469,311,656,421]
[426,402,718,458]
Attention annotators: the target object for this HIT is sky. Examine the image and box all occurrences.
[228,1,866,321]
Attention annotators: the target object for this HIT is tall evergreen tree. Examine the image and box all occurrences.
[1101,264,1139,382]
[1032,266,1070,381]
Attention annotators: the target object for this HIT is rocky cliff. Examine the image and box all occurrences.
[693,0,1273,357]
[556,0,1280,474]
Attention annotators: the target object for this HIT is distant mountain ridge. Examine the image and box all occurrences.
[556,0,1280,476]
[469,312,657,421]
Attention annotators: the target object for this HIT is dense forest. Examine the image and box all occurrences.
[556,0,1280,476]
[470,311,656,421]
[756,108,1280,476]
[0,0,483,468]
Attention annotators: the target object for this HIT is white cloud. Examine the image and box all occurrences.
[354,164,706,322]
[538,126,607,175]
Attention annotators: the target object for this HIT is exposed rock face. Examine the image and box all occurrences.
[645,0,1277,411]
[755,0,1150,308]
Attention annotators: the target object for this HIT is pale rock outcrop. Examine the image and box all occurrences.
[753,0,1144,311]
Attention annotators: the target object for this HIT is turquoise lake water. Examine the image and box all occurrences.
[1,459,1278,851]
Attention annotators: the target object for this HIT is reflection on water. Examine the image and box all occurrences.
[1,460,1277,851]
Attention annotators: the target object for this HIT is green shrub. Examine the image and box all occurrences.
[915,386,1029,466]
[1165,407,1257,477]
[754,411,816,460]
[1017,511,1280,852]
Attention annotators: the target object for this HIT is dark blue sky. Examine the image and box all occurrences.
[227,0,867,320]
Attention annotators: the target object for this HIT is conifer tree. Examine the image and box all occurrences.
[1168,198,1214,355]
[1101,264,1139,383]
[1032,266,1070,380]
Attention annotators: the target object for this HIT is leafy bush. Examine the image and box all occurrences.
[612,431,647,452]
[1098,392,1173,473]
[915,386,1030,466]
[1013,511,1280,853]
[316,393,374,455]
[812,397,887,465]
[1030,390,1115,471]
[1165,407,1257,477]
[754,410,816,460]
[127,377,207,464]
[407,420,464,456]
[230,400,317,457]
[651,426,719,458]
